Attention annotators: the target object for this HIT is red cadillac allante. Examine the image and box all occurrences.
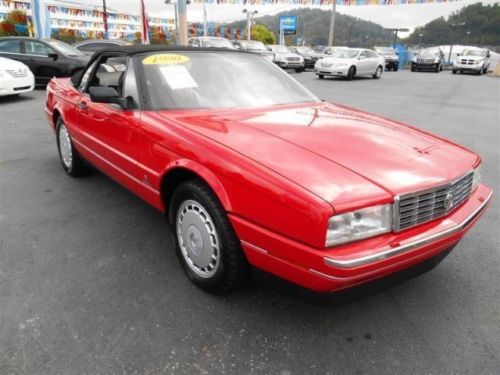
[45,46,492,293]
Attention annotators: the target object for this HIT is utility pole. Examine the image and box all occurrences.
[448,22,465,64]
[327,0,336,47]
[102,0,108,39]
[164,0,179,44]
[418,33,423,47]
[347,23,354,47]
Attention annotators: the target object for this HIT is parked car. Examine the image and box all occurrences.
[232,40,275,61]
[45,45,491,294]
[452,48,491,75]
[188,37,235,49]
[315,48,384,80]
[288,46,323,69]
[73,39,132,55]
[411,47,445,72]
[374,46,399,71]
[0,56,34,96]
[266,45,305,72]
[0,37,90,84]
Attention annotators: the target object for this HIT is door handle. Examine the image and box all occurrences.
[78,101,88,110]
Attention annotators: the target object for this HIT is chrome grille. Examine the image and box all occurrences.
[460,59,475,65]
[5,69,28,78]
[395,172,474,232]
[417,58,434,64]
[286,57,300,62]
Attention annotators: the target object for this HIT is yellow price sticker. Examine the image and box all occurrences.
[142,54,190,65]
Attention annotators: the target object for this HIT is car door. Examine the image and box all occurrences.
[76,54,142,181]
[356,50,371,74]
[22,40,66,83]
[367,51,380,73]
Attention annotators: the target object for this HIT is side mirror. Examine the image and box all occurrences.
[457,53,460,56]
[486,52,490,58]
[89,86,128,108]
[48,53,59,61]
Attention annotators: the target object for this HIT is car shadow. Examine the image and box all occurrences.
[0,93,35,104]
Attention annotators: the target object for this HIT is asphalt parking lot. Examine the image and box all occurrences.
[1,70,499,374]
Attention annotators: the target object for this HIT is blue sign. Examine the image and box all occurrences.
[279,15,297,35]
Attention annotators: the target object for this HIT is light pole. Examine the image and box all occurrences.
[448,22,465,64]
[384,28,409,48]
[102,0,108,39]
[242,9,258,41]
[466,31,471,45]
[327,0,336,47]
[164,0,179,44]
[347,23,354,47]
[418,33,423,47]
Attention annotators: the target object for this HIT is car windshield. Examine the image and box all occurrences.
[376,48,395,56]
[47,40,86,57]
[462,49,485,57]
[420,48,441,57]
[332,49,359,58]
[140,52,318,110]
[201,38,234,49]
[238,40,267,51]
[271,45,291,53]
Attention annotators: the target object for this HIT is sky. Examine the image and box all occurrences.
[57,0,498,34]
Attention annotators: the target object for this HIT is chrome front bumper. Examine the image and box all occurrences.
[323,190,492,269]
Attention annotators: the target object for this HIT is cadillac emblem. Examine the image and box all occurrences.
[444,192,454,211]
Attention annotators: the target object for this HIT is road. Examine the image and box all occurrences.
[1,70,499,374]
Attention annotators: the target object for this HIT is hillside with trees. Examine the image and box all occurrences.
[404,3,500,46]
[225,8,392,47]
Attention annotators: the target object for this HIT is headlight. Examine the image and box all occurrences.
[472,165,481,192]
[475,59,484,65]
[325,204,392,247]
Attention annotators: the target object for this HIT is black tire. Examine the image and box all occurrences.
[169,180,249,293]
[373,65,383,79]
[318,74,324,79]
[56,117,88,177]
[482,67,488,74]
[295,68,303,73]
[411,65,416,72]
[434,64,440,73]
[346,66,355,81]
[393,64,398,72]
[452,70,457,74]
[440,64,443,72]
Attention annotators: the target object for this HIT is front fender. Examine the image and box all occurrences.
[161,159,232,211]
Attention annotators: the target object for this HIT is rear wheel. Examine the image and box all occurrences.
[392,64,398,72]
[170,180,249,293]
[452,70,457,74]
[56,117,88,177]
[346,66,355,81]
[318,74,324,79]
[411,65,416,72]
[373,65,383,79]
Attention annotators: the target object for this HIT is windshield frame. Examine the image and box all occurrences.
[134,50,320,111]
[47,39,86,57]
[238,40,267,51]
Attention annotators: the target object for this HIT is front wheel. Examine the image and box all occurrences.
[295,68,304,73]
[56,117,88,177]
[392,64,398,72]
[318,74,324,79]
[346,66,355,81]
[452,70,457,74]
[170,180,249,293]
[373,66,383,79]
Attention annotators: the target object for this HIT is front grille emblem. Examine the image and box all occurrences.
[444,193,454,211]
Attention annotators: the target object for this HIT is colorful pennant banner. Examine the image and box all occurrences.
[190,0,462,5]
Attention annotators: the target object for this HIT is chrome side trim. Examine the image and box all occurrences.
[240,240,269,254]
[324,190,492,269]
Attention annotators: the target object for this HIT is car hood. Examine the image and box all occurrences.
[160,102,478,212]
[0,56,28,69]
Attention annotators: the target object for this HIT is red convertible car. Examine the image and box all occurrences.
[45,46,492,293]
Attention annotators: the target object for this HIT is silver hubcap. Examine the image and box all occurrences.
[59,124,72,169]
[176,200,220,278]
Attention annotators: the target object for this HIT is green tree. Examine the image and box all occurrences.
[251,24,276,45]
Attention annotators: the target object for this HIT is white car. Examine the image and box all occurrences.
[314,48,385,81]
[188,37,235,49]
[266,45,305,72]
[0,57,34,97]
[453,48,491,75]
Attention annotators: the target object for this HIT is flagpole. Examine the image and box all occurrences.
[328,0,336,47]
